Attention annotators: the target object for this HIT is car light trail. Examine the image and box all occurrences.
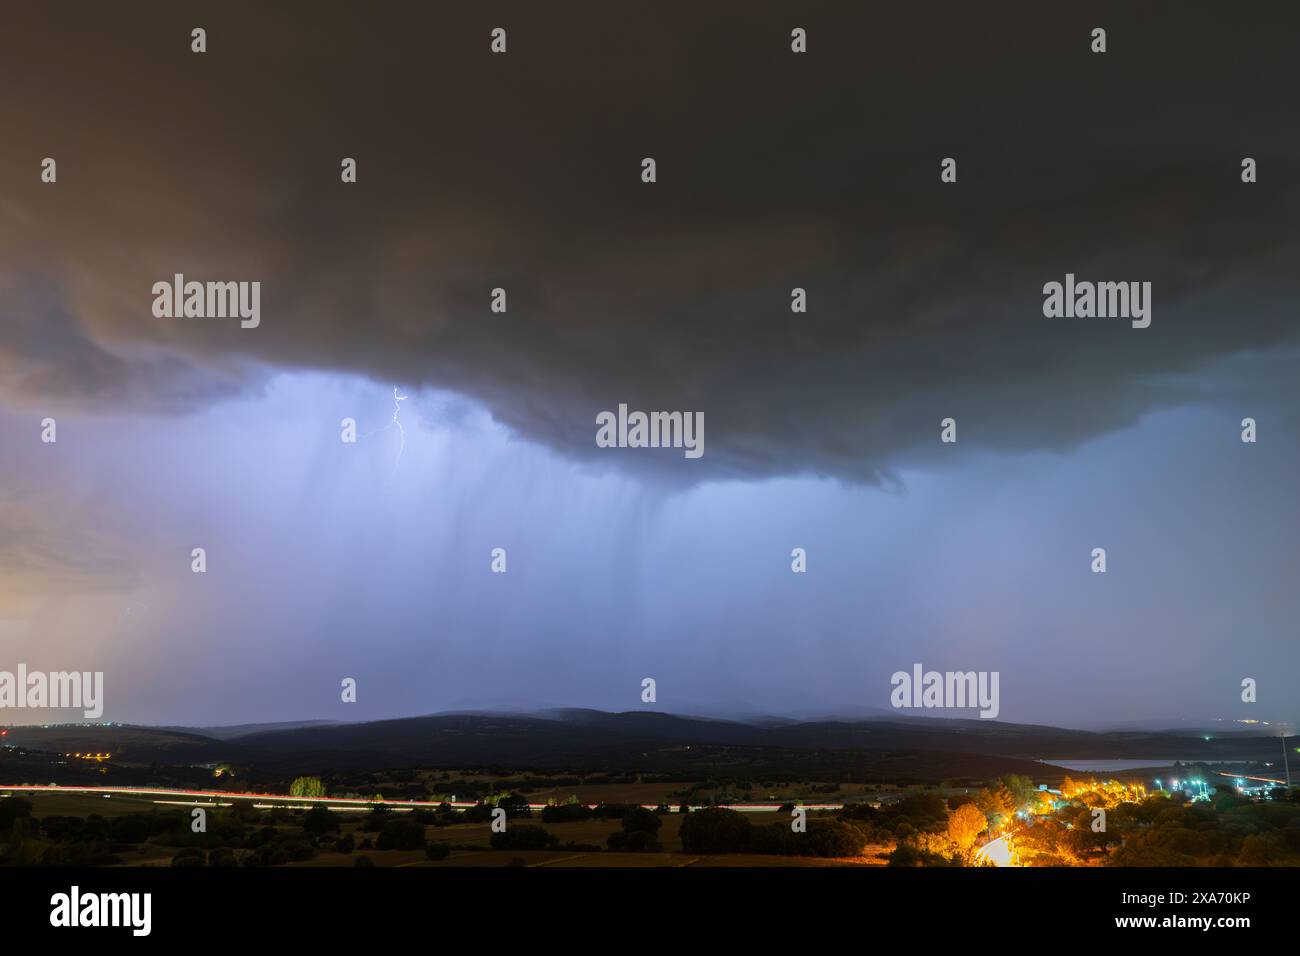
[1215,770,1287,786]
[0,783,845,812]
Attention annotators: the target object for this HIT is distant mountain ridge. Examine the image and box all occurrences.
[157,720,342,741]
[4,709,1288,778]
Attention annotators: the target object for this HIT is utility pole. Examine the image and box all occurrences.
[1284,734,1292,790]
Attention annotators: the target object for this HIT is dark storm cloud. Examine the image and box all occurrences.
[0,277,246,410]
[2,2,1298,481]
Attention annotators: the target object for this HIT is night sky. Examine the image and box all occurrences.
[1,3,1297,728]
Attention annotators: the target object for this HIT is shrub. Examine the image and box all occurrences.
[887,843,958,867]
[360,806,392,832]
[171,846,206,868]
[281,840,316,862]
[208,847,239,868]
[680,808,754,854]
[0,797,33,829]
[607,829,662,852]
[489,825,557,851]
[376,818,426,851]
[40,842,118,867]
[498,793,532,819]
[302,804,341,838]
[621,806,662,836]
[108,815,151,844]
[541,804,593,823]
[803,819,866,857]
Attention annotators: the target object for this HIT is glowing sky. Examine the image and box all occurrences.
[1,3,1298,726]
[3,368,1297,727]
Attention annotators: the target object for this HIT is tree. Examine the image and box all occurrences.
[887,842,957,867]
[289,776,327,799]
[803,820,866,857]
[1001,775,1037,809]
[946,803,987,855]
[301,804,340,838]
[542,803,592,823]
[621,806,662,836]
[376,818,425,850]
[975,785,1016,828]
[497,793,532,818]
[679,807,754,854]
[607,829,663,852]
[361,805,392,831]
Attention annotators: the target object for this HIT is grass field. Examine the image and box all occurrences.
[17,791,176,817]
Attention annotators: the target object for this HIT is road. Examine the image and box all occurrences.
[0,783,848,812]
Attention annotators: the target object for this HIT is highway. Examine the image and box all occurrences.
[0,783,847,812]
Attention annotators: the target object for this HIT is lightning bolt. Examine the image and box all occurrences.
[360,385,410,474]
[390,386,408,473]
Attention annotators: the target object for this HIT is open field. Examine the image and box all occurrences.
[15,791,175,818]
[6,788,895,867]
[6,765,1298,869]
